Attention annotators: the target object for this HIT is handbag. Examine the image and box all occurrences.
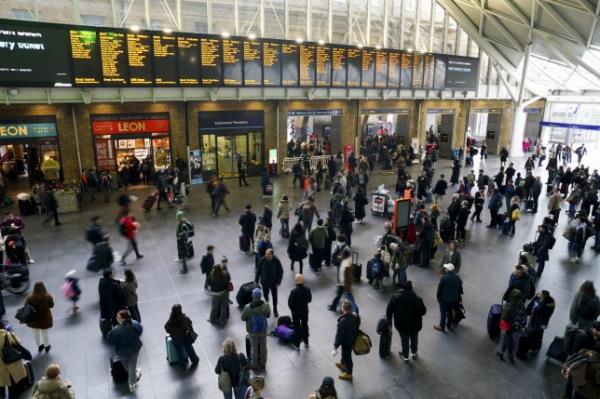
[184,329,198,345]
[1,334,22,364]
[218,370,232,392]
[227,281,234,292]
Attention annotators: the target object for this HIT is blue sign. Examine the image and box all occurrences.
[288,109,342,117]
[0,122,57,139]
[540,121,600,131]
[198,111,264,131]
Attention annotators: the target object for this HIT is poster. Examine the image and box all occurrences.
[343,144,355,171]
[189,149,203,184]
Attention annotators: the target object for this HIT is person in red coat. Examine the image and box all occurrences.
[119,212,143,266]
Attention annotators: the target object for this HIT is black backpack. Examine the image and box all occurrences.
[118,222,128,237]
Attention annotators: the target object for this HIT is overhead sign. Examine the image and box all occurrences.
[288,109,342,117]
[91,119,170,135]
[540,121,600,131]
[198,111,264,131]
[0,122,57,139]
[362,109,410,115]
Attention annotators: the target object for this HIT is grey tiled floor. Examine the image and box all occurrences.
[4,154,598,398]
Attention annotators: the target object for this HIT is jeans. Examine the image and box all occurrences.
[279,218,289,236]
[122,238,140,260]
[248,332,267,369]
[330,286,345,309]
[532,195,539,213]
[399,331,419,358]
[262,285,278,313]
[439,301,454,330]
[292,311,309,346]
[31,328,50,347]
[210,291,229,324]
[419,245,431,268]
[120,351,140,386]
[214,197,230,215]
[341,345,353,374]
[489,209,499,227]
[500,331,514,355]
[172,336,199,367]
[223,385,247,399]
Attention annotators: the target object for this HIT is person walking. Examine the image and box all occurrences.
[433,264,463,332]
[386,281,427,361]
[0,322,28,392]
[309,219,328,272]
[530,176,543,213]
[26,281,54,353]
[470,187,485,223]
[263,206,273,231]
[175,211,193,274]
[339,201,355,246]
[455,201,470,244]
[332,300,360,381]
[107,310,143,393]
[200,245,215,293]
[215,337,250,399]
[507,196,521,236]
[42,185,61,226]
[328,248,353,311]
[99,269,126,327]
[570,280,600,329]
[208,264,232,326]
[213,177,231,216]
[533,225,552,277]
[62,269,81,314]
[239,205,257,255]
[164,304,200,369]
[440,241,462,273]
[300,195,320,232]
[122,269,141,322]
[418,216,435,268]
[432,174,448,205]
[548,188,562,225]
[86,215,107,247]
[241,288,271,371]
[277,195,291,238]
[237,154,249,187]
[32,363,75,399]
[487,188,503,229]
[288,274,312,350]
[288,222,309,274]
[353,186,368,223]
[118,212,143,266]
[255,248,284,318]
[496,289,526,363]
[323,215,337,267]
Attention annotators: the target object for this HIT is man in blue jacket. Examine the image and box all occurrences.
[487,188,504,228]
[333,300,360,381]
[107,309,143,393]
[433,264,463,332]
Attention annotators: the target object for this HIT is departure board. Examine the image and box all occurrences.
[412,53,424,89]
[375,50,388,88]
[299,44,316,87]
[222,38,242,86]
[70,29,101,85]
[201,37,222,86]
[388,51,401,88]
[347,48,361,87]
[361,49,375,88]
[127,33,153,85]
[331,46,347,87]
[152,34,177,85]
[243,39,262,86]
[423,54,435,89]
[281,42,299,87]
[316,46,331,87]
[262,41,281,86]
[434,55,446,90]
[177,35,200,85]
[98,31,127,85]
[446,55,479,89]
[400,52,412,89]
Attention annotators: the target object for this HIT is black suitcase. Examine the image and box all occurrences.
[277,315,292,327]
[525,199,535,212]
[351,252,362,281]
[547,336,567,362]
[18,198,35,216]
[142,193,157,211]
[379,334,392,359]
[236,281,260,308]
[186,241,194,258]
[515,332,529,359]
[528,329,544,352]
[110,356,128,384]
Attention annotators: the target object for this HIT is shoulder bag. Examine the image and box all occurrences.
[1,334,22,364]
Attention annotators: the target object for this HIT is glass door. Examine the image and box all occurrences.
[216,134,247,178]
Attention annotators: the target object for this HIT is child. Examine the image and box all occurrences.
[62,270,82,313]
[245,376,265,399]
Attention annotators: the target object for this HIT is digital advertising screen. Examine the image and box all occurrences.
[262,41,281,86]
[177,35,200,85]
[281,42,299,87]
[243,39,262,86]
[70,28,101,86]
[127,32,153,85]
[200,37,222,86]
[222,37,242,86]
[331,46,347,87]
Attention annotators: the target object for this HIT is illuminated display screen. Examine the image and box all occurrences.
[70,29,101,86]
[99,31,128,85]
[281,42,299,87]
[200,37,222,86]
[262,41,281,86]
[178,35,200,85]
[361,49,375,88]
[222,38,242,86]
[331,46,347,87]
[127,33,153,85]
[243,39,262,86]
[153,34,178,85]
[375,50,388,88]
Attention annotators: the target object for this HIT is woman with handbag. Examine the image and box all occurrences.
[215,337,250,399]
[25,281,54,353]
[208,264,231,325]
[164,304,199,369]
[0,321,28,391]
[122,269,141,322]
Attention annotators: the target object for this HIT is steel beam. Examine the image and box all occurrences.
[399,0,405,48]
[207,0,213,33]
[415,0,421,50]
[285,0,289,39]
[176,0,182,30]
[111,0,118,27]
[366,0,371,46]
[261,0,265,37]
[442,11,448,52]
[383,0,389,48]
[347,0,352,44]
[306,0,311,41]
[428,0,435,52]
[119,0,136,28]
[144,0,151,29]
[586,0,600,48]
[536,0,587,45]
[328,0,333,43]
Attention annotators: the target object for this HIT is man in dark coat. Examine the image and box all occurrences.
[99,269,126,326]
[470,187,485,223]
[533,225,552,277]
[530,176,543,213]
[503,265,532,301]
[433,264,463,332]
[86,216,107,246]
[487,188,503,228]
[386,281,427,361]
[505,163,516,184]
[288,273,312,349]
[333,300,360,381]
[239,204,257,254]
[255,248,284,317]
[432,174,448,205]
[418,217,435,268]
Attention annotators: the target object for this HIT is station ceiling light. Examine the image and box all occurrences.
[129,25,140,32]
[221,31,230,38]
[375,45,381,50]
[357,43,364,48]
[163,28,172,34]
[318,39,325,45]
[295,37,303,44]
[248,33,256,40]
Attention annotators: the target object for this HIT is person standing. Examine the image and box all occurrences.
[277,195,291,238]
[164,304,200,369]
[175,211,193,274]
[255,248,284,318]
[455,201,470,244]
[239,205,257,255]
[107,310,143,392]
[386,281,427,361]
[288,222,308,274]
[300,196,320,232]
[309,219,328,272]
[433,264,463,332]
[570,281,600,329]
[328,249,353,311]
[215,337,250,399]
[42,185,61,226]
[525,290,555,355]
[208,264,231,325]
[122,269,141,322]
[309,376,338,399]
[323,215,337,267]
[119,212,143,266]
[533,225,552,277]
[339,201,355,246]
[288,274,312,350]
[548,188,562,225]
[496,289,525,363]
[32,364,75,399]
[26,281,54,353]
[530,176,543,213]
[353,186,368,224]
[237,154,249,187]
[200,245,215,293]
[418,216,435,268]
[241,288,271,371]
[499,147,509,168]
[332,300,360,381]
[440,241,462,273]
[0,322,28,392]
[487,188,503,228]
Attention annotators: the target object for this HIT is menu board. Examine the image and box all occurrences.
[412,53,424,89]
[222,38,242,86]
[177,35,200,85]
[95,138,116,173]
[423,54,435,89]
[347,48,361,87]
[361,49,375,88]
[98,31,127,85]
[434,55,446,90]
[127,33,153,85]
[375,50,388,88]
[70,29,101,85]
[331,46,347,87]
[316,46,331,87]
[388,51,401,88]
[281,42,299,86]
[400,52,412,89]
[153,34,178,85]
[243,40,262,86]
[299,44,316,87]
[262,41,281,86]
[201,37,222,86]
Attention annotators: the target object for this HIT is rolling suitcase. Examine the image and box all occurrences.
[110,356,128,384]
[515,331,530,359]
[487,304,502,341]
[376,318,392,359]
[236,281,260,308]
[165,335,180,364]
[142,192,157,211]
[351,252,362,281]
[547,336,567,362]
[186,241,194,258]
[525,199,535,212]
[528,329,544,353]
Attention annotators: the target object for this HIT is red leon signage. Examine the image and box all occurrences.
[92,119,170,135]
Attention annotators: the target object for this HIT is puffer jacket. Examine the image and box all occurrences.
[32,377,75,399]
[277,199,291,219]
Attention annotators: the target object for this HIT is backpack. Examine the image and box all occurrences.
[512,307,527,332]
[118,221,128,237]
[61,280,75,299]
[562,350,600,386]
[249,312,268,334]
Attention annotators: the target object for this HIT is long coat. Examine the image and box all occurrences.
[0,330,27,386]
[25,293,54,329]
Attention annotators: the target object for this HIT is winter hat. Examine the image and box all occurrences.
[65,269,77,278]
[252,288,262,300]
[443,263,455,272]
[294,274,304,284]
[321,376,335,388]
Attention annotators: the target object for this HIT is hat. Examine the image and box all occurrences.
[321,376,335,388]
[443,263,455,272]
[65,269,77,278]
[221,255,228,263]
[294,274,304,284]
[252,288,262,299]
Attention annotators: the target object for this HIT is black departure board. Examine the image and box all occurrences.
[375,50,388,88]
[299,44,316,87]
[400,52,412,89]
[201,37,222,86]
[281,42,299,86]
[177,35,200,85]
[153,34,178,85]
[388,51,400,88]
[412,53,424,89]
[434,55,446,90]
[98,31,127,85]
[316,46,331,87]
[445,55,479,89]
[222,38,242,86]
[423,54,435,89]
[262,41,281,86]
[243,40,262,86]
[347,48,361,87]
[331,46,347,87]
[361,49,375,88]
[127,33,153,85]
[70,29,101,86]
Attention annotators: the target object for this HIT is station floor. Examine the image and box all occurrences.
[4,153,599,399]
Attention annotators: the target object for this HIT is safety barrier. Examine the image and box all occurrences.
[282,155,331,173]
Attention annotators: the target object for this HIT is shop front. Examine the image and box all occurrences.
[91,113,172,182]
[360,109,411,146]
[198,111,264,179]
[0,118,62,184]
[467,108,502,154]
[425,109,455,158]
[287,109,343,156]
